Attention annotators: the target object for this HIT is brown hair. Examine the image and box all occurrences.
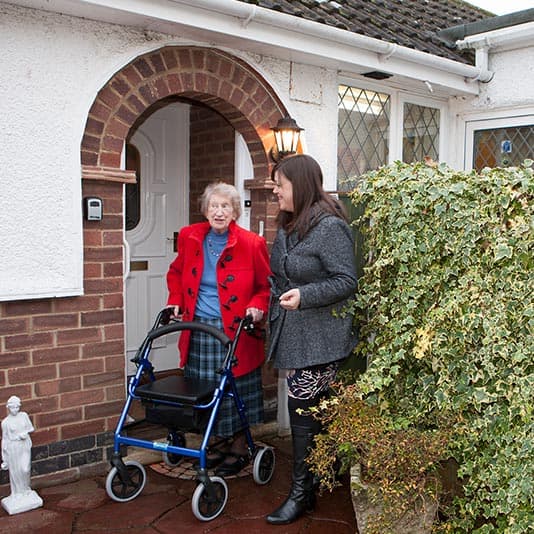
[271,154,346,238]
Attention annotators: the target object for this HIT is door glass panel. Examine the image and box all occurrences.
[125,143,141,231]
[337,85,390,191]
[403,103,440,163]
[473,125,534,171]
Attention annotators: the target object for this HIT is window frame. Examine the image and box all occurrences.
[396,92,448,164]
[464,109,534,171]
[337,77,449,187]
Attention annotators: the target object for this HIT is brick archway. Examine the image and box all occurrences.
[78,45,286,439]
[81,46,287,183]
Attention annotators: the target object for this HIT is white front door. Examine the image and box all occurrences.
[125,103,190,376]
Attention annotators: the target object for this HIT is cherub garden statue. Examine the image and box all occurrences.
[1,396,43,514]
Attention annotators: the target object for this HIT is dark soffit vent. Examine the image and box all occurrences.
[362,70,393,80]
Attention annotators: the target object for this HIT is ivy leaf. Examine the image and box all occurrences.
[494,243,513,261]
[472,387,492,404]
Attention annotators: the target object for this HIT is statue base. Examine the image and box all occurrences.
[1,490,43,515]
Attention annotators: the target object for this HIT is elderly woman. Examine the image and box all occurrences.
[166,181,271,476]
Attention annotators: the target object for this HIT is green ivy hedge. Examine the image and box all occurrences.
[348,160,533,532]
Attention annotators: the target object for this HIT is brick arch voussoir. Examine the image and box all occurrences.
[81,46,287,174]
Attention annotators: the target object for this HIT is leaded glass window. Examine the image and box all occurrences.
[403,103,440,163]
[125,143,140,231]
[473,125,534,171]
[337,85,390,191]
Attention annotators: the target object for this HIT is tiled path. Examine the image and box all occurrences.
[0,435,357,533]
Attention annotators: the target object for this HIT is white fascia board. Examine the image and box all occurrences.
[9,0,481,96]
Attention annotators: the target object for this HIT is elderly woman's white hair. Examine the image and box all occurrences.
[200,181,242,220]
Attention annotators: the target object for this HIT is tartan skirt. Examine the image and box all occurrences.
[185,316,264,438]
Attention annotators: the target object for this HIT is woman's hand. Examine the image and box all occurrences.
[168,305,182,320]
[279,288,301,310]
[246,307,264,322]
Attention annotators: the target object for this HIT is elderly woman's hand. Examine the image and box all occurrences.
[246,307,264,323]
[279,288,300,310]
[168,305,182,320]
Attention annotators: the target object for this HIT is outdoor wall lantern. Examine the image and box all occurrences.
[270,116,304,162]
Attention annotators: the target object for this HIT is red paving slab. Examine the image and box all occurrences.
[0,435,357,533]
[0,508,74,534]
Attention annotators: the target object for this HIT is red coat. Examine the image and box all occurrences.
[166,221,271,377]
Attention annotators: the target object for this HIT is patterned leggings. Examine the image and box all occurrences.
[285,361,340,430]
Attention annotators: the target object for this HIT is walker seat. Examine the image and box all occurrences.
[136,375,218,432]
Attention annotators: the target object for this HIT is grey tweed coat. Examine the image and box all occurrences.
[267,213,358,370]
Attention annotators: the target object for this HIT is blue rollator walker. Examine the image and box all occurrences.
[105,309,275,521]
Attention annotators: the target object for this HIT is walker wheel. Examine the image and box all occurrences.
[163,431,186,467]
[106,460,146,502]
[191,476,228,521]
[253,446,275,485]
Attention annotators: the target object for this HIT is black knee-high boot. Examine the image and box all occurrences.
[266,425,316,525]
[267,397,322,525]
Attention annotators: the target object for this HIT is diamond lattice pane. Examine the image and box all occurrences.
[337,85,390,191]
[473,125,534,170]
[402,103,440,164]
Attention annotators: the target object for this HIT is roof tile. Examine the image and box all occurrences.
[237,0,494,63]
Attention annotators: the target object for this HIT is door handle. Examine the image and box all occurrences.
[167,231,179,252]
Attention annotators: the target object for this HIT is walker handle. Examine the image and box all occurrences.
[147,320,232,347]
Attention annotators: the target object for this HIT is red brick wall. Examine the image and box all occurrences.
[189,105,236,223]
[0,179,124,450]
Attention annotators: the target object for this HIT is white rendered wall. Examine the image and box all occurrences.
[243,52,339,189]
[448,44,534,169]
[0,3,338,301]
[471,46,534,111]
[0,4,164,300]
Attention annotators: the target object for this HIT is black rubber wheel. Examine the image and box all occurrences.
[191,476,228,521]
[253,446,275,485]
[105,460,146,502]
[163,431,186,467]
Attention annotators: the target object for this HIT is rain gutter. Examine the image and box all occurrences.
[438,8,534,43]
[10,0,491,92]
[439,9,534,85]
[455,20,534,85]
[168,0,491,84]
